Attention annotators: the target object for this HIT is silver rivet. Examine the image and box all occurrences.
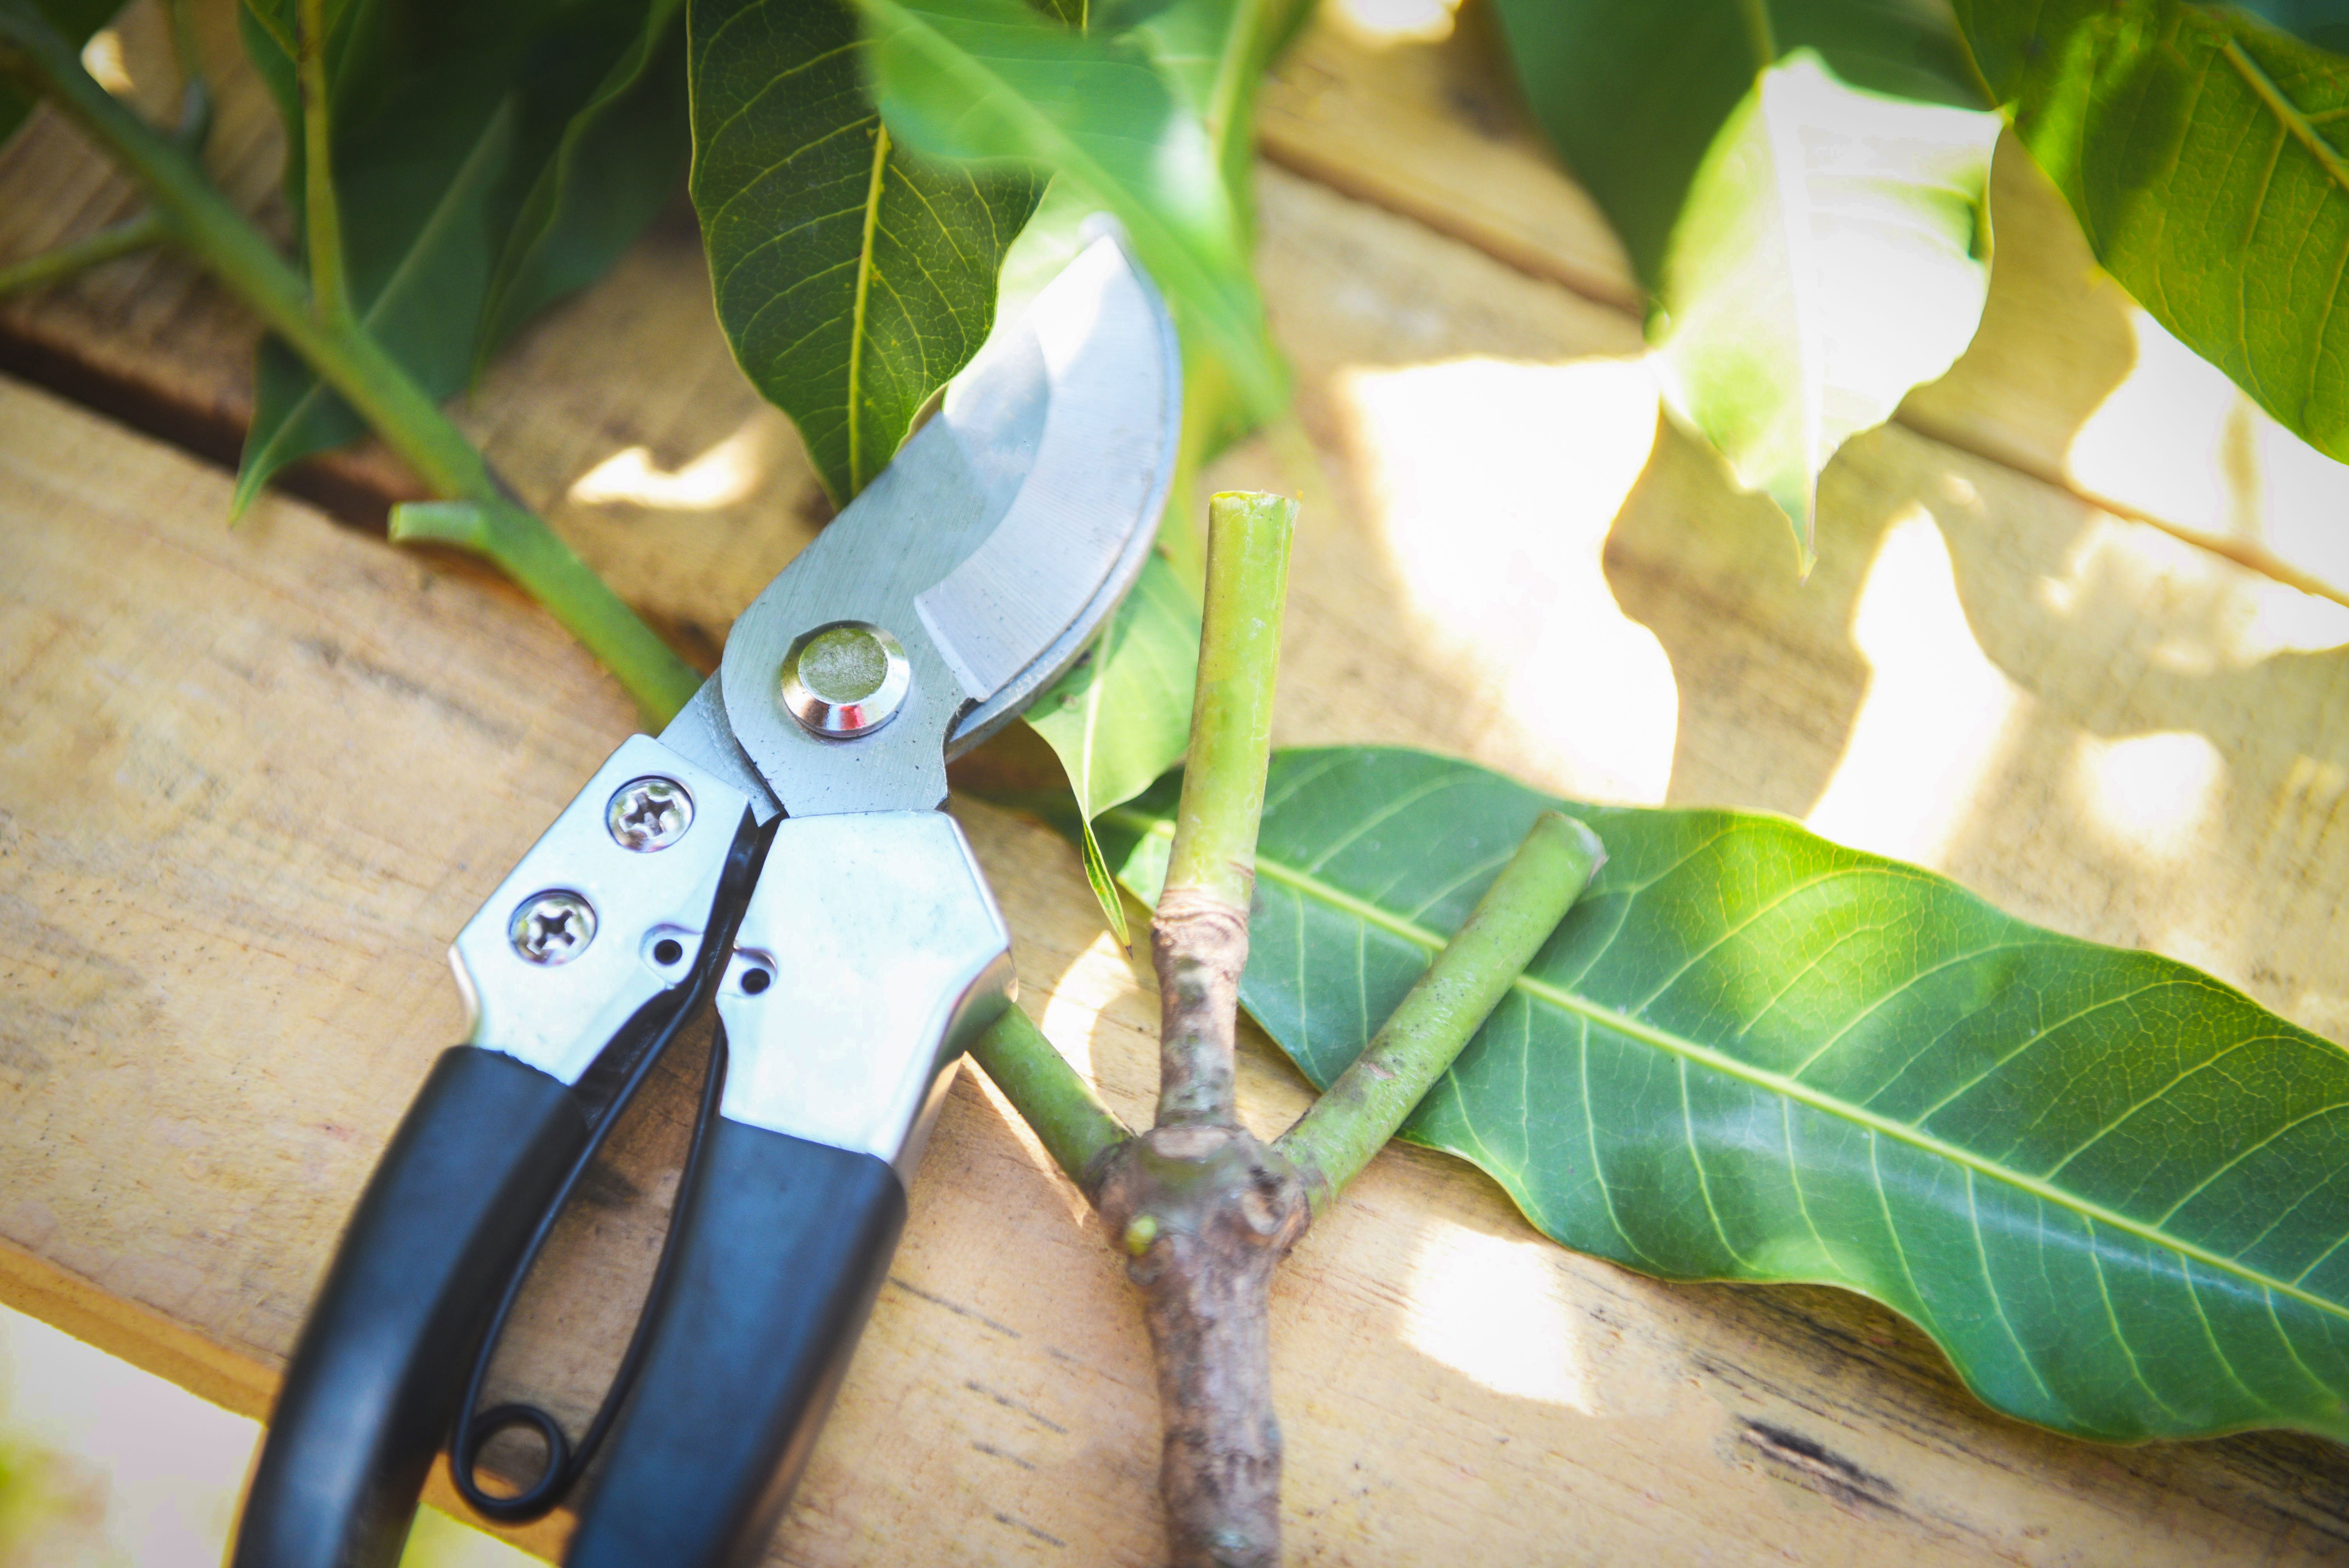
[607,776,693,851]
[780,621,910,739]
[510,891,596,965]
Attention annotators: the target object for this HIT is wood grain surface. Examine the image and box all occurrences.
[5,2,2349,1564]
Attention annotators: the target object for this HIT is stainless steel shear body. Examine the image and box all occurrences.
[229,235,1180,1568]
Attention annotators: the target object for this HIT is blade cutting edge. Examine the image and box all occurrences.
[704,232,1183,816]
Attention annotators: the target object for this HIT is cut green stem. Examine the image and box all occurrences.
[1161,490,1296,911]
[0,0,700,724]
[0,208,165,298]
[1276,810,1605,1214]
[967,1005,1132,1189]
[1155,489,1297,1129]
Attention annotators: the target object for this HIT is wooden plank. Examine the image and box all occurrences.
[1256,3,1639,312]
[10,146,2349,1562]
[4,5,2349,1564]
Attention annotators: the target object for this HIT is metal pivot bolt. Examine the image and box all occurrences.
[607,776,693,851]
[511,891,597,965]
[780,621,910,739]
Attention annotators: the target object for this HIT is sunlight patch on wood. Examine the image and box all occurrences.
[1399,1219,1594,1413]
[2072,731,2224,866]
[567,415,782,511]
[1806,506,2023,864]
[1036,927,1137,1086]
[2064,304,2349,604]
[1332,355,1676,806]
[79,30,135,96]
[1327,0,1462,48]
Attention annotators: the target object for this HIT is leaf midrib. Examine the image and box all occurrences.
[1100,802,2349,1326]
[847,118,892,494]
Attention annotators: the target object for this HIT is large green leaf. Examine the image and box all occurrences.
[1025,551,1201,940]
[1955,0,2349,468]
[1488,0,1981,292]
[856,0,1285,426]
[2235,1,2349,55]
[477,0,691,370]
[1653,52,1996,563]
[690,0,1041,504]
[1123,0,1313,232]
[1489,0,1993,560]
[234,0,690,513]
[966,0,1312,938]
[0,0,121,146]
[1088,748,2349,1443]
[1123,0,1312,477]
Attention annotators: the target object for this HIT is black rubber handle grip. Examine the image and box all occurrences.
[232,1046,589,1568]
[565,1116,907,1568]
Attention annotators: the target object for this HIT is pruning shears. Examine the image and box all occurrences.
[228,235,1181,1568]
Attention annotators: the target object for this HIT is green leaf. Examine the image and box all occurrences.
[2236,0,2349,55]
[1092,748,2349,1444]
[1955,0,2349,469]
[690,0,1041,505]
[1024,551,1201,940]
[1123,0,1314,219]
[477,0,690,370]
[233,0,691,514]
[856,0,1285,427]
[0,0,121,146]
[1122,0,1312,483]
[1488,0,1982,292]
[1488,0,1993,559]
[1653,51,1997,564]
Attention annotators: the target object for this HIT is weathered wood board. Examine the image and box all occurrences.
[12,358,2349,1565]
[5,0,2349,1564]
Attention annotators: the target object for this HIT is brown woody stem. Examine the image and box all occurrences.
[1086,491,1306,1568]
[973,495,1604,1567]
[1093,1122,1305,1568]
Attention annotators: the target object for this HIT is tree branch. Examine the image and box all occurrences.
[979,490,1599,1566]
[0,0,700,725]
[1086,489,1305,1568]
[1276,811,1604,1214]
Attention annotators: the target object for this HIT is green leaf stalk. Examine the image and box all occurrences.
[0,0,700,724]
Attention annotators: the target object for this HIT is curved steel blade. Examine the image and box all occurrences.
[690,233,1182,818]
